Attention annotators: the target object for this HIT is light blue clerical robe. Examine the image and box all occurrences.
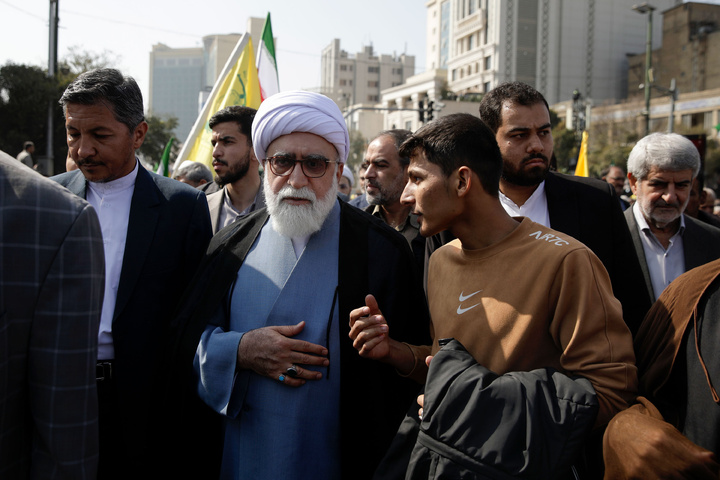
[195,202,342,480]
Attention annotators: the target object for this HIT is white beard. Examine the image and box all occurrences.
[264,172,338,238]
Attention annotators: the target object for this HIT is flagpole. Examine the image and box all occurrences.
[177,33,251,163]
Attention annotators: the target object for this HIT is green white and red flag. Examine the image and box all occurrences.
[256,13,279,101]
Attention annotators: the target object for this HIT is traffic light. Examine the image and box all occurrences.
[418,100,425,122]
[427,101,434,121]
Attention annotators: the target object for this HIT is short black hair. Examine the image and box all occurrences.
[372,129,412,166]
[399,113,502,196]
[208,106,257,143]
[478,81,549,133]
[60,68,145,134]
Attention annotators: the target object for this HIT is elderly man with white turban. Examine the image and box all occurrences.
[169,91,430,479]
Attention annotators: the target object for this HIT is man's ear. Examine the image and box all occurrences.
[456,166,472,198]
[132,121,149,150]
[628,173,639,194]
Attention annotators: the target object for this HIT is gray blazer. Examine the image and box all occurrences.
[0,152,104,478]
[207,183,265,234]
[625,206,720,300]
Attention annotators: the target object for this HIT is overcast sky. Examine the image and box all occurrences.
[0,0,427,104]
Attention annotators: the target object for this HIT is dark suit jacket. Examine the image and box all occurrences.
[544,172,651,334]
[1,153,104,479]
[52,164,212,474]
[168,201,432,480]
[624,207,720,301]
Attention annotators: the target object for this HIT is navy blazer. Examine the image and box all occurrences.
[625,207,720,301]
[52,164,212,473]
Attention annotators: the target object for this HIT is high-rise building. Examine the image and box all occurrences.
[321,39,415,107]
[148,44,205,142]
[424,0,679,105]
[148,19,267,142]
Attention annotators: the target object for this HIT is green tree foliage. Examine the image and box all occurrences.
[347,130,367,170]
[0,48,121,175]
[58,45,117,81]
[0,63,60,166]
[138,114,179,169]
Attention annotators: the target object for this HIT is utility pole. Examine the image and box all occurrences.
[46,0,59,174]
[633,3,655,137]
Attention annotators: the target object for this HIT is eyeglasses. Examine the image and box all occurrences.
[264,155,339,178]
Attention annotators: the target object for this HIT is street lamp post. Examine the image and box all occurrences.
[633,3,656,137]
[46,0,59,174]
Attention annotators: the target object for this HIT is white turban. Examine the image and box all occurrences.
[341,167,354,185]
[252,90,349,163]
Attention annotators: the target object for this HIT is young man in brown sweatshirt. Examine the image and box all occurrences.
[350,113,637,477]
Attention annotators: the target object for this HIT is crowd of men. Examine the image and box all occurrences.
[1,67,719,480]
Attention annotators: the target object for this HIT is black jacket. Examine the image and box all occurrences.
[407,339,598,479]
[166,201,431,479]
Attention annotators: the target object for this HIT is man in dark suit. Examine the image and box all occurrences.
[0,150,104,478]
[625,132,720,302]
[471,81,651,334]
[362,129,425,273]
[52,68,213,479]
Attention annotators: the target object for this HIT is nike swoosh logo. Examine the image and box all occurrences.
[457,303,480,315]
[459,290,482,302]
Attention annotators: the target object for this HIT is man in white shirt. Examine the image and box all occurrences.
[206,106,264,233]
[474,81,651,334]
[51,68,212,479]
[624,132,720,301]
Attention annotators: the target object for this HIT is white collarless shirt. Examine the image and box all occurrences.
[632,202,686,300]
[499,180,551,227]
[86,161,138,360]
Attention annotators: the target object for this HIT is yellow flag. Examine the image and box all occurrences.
[180,35,261,170]
[575,130,589,177]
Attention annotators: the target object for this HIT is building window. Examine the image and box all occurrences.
[484,55,492,70]
[368,80,379,88]
[475,62,479,73]
[368,66,379,73]
[340,79,347,86]
[468,34,474,50]
[452,69,457,81]
[367,95,379,102]
[405,120,412,130]
[484,81,491,93]
[340,65,348,71]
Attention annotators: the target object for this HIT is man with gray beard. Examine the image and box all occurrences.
[169,91,430,479]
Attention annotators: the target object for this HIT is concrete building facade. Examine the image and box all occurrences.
[148,44,205,142]
[148,19,266,142]
[321,39,415,107]
[627,2,720,103]
[424,0,679,106]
